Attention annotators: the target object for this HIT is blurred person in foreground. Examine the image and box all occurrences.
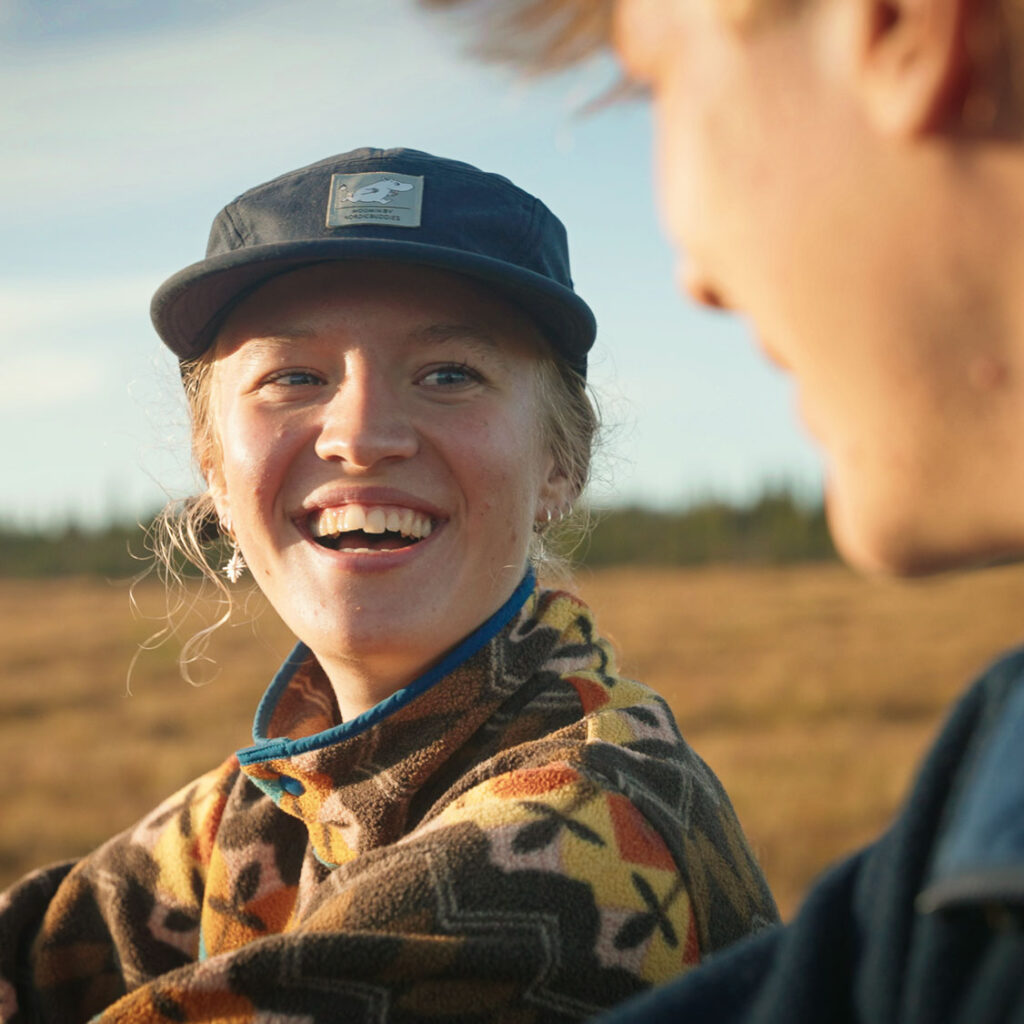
[0,147,777,1023]
[421,2,1024,1023]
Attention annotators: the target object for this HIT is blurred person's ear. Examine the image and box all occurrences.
[852,0,973,135]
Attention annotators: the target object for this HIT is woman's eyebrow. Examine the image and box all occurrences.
[230,329,317,357]
[409,323,511,364]
[239,325,501,348]
[243,327,319,345]
[410,323,502,349]
[229,323,513,367]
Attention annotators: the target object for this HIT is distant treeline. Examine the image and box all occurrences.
[0,522,154,579]
[572,488,835,567]
[0,489,835,579]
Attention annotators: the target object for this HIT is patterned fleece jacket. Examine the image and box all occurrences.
[0,576,778,1023]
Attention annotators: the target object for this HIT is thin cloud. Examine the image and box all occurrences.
[0,0,277,46]
[0,351,104,411]
[1,1,485,212]
[0,274,160,339]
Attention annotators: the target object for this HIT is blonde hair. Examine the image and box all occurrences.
[147,329,599,673]
[530,350,601,581]
[138,354,228,681]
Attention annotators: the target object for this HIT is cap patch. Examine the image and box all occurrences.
[326,172,423,229]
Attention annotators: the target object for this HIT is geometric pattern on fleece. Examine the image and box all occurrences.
[0,584,778,1023]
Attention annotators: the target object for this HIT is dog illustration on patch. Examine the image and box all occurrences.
[338,178,414,205]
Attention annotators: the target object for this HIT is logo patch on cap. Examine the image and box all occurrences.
[326,172,424,229]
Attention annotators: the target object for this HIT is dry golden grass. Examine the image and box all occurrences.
[3,563,1024,918]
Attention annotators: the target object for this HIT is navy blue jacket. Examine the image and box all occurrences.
[598,646,1024,1023]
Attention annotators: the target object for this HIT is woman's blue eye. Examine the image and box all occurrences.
[267,370,321,387]
[421,364,478,388]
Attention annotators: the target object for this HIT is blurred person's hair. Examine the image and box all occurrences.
[424,0,1024,110]
[423,0,614,71]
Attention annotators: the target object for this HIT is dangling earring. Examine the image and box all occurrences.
[220,517,247,583]
[223,542,247,583]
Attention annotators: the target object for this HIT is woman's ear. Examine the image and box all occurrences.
[204,460,230,528]
[536,459,575,522]
[852,0,973,135]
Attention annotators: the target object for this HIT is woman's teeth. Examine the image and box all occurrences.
[309,504,434,548]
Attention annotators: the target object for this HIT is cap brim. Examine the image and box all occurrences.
[151,239,595,374]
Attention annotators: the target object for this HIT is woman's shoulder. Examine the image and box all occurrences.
[68,754,249,902]
[128,752,245,841]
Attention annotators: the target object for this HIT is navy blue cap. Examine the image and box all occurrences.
[150,147,596,376]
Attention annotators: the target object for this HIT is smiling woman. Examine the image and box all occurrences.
[198,262,576,719]
[0,148,777,1023]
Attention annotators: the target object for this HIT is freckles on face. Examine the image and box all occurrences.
[457,411,546,554]
[202,262,566,689]
[209,367,308,567]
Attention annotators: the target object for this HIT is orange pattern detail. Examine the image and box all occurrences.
[608,793,677,872]
[490,764,580,798]
[682,906,701,967]
[567,675,611,714]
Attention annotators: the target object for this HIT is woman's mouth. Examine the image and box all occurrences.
[308,503,435,553]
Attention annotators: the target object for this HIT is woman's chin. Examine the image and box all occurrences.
[278,552,526,693]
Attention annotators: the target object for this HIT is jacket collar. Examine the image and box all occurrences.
[234,573,617,867]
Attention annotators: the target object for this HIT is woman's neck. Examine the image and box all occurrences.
[304,571,537,724]
[315,651,434,723]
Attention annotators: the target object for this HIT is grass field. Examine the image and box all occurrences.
[3,562,1024,918]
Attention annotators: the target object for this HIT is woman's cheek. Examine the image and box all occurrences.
[224,412,286,485]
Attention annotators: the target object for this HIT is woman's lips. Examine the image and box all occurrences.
[292,487,448,559]
[309,503,434,542]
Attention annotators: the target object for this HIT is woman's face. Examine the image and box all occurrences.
[207,262,568,694]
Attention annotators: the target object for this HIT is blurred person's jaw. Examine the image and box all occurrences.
[614,0,1024,576]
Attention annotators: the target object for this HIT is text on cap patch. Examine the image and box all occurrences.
[326,172,424,229]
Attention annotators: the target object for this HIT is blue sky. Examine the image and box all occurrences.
[1,0,822,527]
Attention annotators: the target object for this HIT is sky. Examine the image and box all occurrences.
[0,0,822,528]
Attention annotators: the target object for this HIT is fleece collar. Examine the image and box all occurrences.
[233,572,615,867]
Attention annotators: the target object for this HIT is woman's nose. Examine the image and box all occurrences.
[313,376,418,468]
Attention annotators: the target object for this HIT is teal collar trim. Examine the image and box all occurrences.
[237,569,536,766]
